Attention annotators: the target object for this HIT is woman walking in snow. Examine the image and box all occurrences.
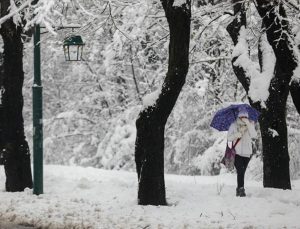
[227,111,257,197]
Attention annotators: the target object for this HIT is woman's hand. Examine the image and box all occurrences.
[240,117,249,124]
[238,124,248,135]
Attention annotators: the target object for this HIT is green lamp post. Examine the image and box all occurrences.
[33,27,84,195]
[33,23,43,195]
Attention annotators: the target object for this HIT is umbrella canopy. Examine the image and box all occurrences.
[210,104,260,131]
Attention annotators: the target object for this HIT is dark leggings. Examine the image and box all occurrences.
[234,154,250,188]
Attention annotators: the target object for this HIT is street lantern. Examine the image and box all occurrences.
[32,25,82,196]
[63,35,85,61]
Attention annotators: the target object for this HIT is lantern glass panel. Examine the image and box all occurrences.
[69,45,79,61]
[78,45,83,61]
[63,45,70,61]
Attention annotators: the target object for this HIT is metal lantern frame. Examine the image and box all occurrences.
[63,35,85,61]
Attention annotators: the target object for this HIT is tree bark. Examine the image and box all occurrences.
[227,0,295,189]
[135,0,191,205]
[0,0,33,192]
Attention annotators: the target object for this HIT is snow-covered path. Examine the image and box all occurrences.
[0,165,299,229]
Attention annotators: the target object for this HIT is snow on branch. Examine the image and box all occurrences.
[142,89,161,109]
[232,26,275,106]
[173,0,186,7]
[0,0,81,34]
[25,0,61,33]
[0,0,31,26]
[291,26,300,83]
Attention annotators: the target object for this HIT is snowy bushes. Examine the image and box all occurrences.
[190,137,226,175]
[88,107,139,171]
[42,111,102,165]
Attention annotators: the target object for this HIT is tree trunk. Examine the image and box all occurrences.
[0,1,33,192]
[135,0,191,205]
[259,102,290,188]
[227,0,294,189]
[256,1,295,189]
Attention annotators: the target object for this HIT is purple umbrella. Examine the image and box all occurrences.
[210,104,260,131]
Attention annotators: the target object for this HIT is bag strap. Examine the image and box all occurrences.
[232,138,241,149]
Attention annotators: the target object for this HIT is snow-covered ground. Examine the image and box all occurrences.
[0,165,299,229]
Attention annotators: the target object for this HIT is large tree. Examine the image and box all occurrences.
[227,0,297,189]
[135,0,191,205]
[0,0,33,191]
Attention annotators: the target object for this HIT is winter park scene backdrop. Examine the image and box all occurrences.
[0,0,300,228]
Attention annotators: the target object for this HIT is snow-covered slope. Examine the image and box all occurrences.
[0,165,299,228]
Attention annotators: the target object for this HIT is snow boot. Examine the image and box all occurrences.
[236,187,246,197]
